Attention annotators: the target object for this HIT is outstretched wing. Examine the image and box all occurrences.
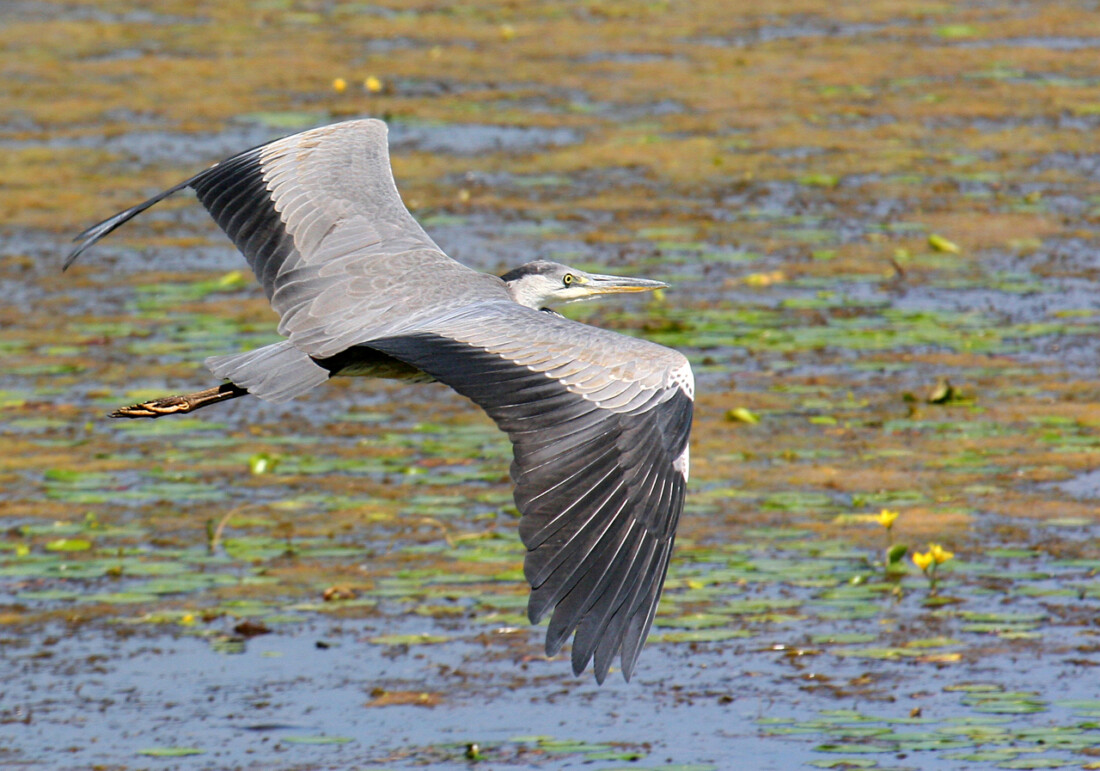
[67,119,695,682]
[371,301,694,683]
[65,119,511,356]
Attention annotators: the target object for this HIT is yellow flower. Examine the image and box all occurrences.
[929,543,954,564]
[876,509,899,529]
[912,551,934,571]
[180,613,195,626]
[364,76,383,93]
[499,23,516,41]
[332,77,347,93]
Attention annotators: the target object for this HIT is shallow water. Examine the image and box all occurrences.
[3,1,1100,769]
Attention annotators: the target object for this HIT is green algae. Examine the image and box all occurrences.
[3,0,1100,768]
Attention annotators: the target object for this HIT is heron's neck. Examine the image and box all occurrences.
[505,280,552,310]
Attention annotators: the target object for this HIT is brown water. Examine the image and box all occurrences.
[3,2,1100,769]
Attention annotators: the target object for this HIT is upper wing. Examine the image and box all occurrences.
[67,119,696,682]
[66,119,510,356]
[370,301,694,683]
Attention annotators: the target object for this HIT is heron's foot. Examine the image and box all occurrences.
[109,383,248,419]
[110,395,194,419]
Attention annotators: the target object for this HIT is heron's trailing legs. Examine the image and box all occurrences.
[110,382,248,419]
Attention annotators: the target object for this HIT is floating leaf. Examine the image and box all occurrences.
[44,538,92,552]
[798,173,839,188]
[81,591,159,604]
[814,743,891,754]
[656,612,733,629]
[887,543,908,564]
[928,233,961,254]
[725,407,759,424]
[249,452,279,475]
[654,629,752,643]
[811,633,877,644]
[996,760,1071,769]
[367,691,442,708]
[282,735,354,745]
[936,24,979,38]
[239,110,327,129]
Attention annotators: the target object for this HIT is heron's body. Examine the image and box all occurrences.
[67,119,694,683]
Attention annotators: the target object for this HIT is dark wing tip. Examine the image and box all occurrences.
[61,118,398,273]
[65,210,133,270]
[365,321,693,686]
[524,395,689,684]
[62,177,197,271]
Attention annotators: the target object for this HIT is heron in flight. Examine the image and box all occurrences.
[66,119,694,683]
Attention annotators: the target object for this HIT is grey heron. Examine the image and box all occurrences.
[65,119,694,683]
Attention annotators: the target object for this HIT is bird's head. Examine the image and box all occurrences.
[501,260,667,310]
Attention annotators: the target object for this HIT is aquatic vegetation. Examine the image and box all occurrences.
[3,0,1100,766]
[913,542,956,594]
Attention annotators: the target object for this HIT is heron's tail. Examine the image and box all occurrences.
[206,341,330,403]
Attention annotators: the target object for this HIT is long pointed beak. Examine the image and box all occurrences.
[583,273,668,295]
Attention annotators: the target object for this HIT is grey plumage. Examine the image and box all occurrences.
[205,341,328,403]
[66,118,694,683]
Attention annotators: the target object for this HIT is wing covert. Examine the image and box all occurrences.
[66,119,510,356]
[369,303,693,682]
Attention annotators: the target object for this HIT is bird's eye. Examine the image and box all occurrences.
[563,274,574,286]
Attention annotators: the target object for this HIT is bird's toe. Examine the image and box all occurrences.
[109,396,190,419]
